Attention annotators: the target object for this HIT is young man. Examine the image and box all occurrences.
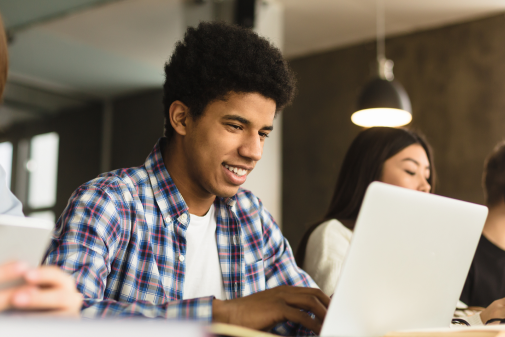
[0,14,82,316]
[46,22,329,335]
[461,141,505,308]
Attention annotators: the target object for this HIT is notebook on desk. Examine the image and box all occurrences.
[320,182,488,337]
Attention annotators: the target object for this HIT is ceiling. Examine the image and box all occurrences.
[280,0,505,58]
[0,0,504,127]
[3,0,182,98]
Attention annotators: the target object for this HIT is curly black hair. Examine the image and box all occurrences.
[163,21,296,138]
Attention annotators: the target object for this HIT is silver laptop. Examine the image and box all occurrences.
[321,182,488,337]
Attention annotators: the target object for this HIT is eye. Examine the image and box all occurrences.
[405,170,415,176]
[259,132,270,139]
[227,124,243,131]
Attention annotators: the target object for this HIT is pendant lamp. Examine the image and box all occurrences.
[351,0,412,128]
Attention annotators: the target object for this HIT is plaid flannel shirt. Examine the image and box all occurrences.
[46,138,317,336]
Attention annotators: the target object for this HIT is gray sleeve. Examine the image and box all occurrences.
[0,164,24,217]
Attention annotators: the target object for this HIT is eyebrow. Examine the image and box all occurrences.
[402,158,430,170]
[222,114,274,131]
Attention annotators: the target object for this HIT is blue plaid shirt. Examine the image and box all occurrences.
[46,138,317,335]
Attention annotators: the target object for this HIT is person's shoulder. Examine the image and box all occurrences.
[75,165,149,200]
[306,218,352,270]
[234,187,262,209]
[233,188,278,231]
[312,219,353,242]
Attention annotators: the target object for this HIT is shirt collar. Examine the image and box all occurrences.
[145,138,237,226]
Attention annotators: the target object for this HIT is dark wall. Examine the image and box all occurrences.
[0,89,164,218]
[111,89,164,170]
[283,13,505,251]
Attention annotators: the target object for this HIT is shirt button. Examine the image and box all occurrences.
[179,213,188,222]
[179,254,185,262]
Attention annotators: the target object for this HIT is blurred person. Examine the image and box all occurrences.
[295,127,505,325]
[0,15,82,316]
[0,166,23,216]
[46,22,328,336]
[295,127,434,296]
[460,141,505,307]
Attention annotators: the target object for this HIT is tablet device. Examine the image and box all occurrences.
[320,182,488,337]
[0,214,53,289]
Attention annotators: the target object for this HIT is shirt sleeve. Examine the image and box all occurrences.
[255,197,319,336]
[45,183,213,321]
[0,164,23,217]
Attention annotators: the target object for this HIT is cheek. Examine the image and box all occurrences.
[396,178,417,190]
[380,166,398,185]
[380,168,413,189]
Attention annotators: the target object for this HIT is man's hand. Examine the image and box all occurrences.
[480,297,505,324]
[0,262,83,317]
[212,285,330,334]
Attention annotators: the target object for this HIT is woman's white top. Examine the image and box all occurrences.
[303,219,352,296]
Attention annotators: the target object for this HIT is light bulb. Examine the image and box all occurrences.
[351,108,412,128]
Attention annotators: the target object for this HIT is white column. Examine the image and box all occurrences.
[242,0,284,227]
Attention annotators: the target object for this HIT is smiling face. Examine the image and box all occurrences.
[174,92,276,201]
[380,143,431,193]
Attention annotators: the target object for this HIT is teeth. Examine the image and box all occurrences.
[224,164,247,177]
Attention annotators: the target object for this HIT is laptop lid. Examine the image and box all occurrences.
[321,182,488,337]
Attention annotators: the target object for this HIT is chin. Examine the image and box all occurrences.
[214,185,241,198]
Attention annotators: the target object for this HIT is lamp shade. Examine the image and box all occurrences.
[351,78,412,127]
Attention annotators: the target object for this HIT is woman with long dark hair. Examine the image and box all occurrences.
[295,127,435,295]
[295,127,505,325]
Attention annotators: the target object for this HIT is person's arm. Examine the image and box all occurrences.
[0,262,82,315]
[45,184,214,321]
[477,298,505,325]
[453,298,505,326]
[210,193,329,336]
[259,199,327,336]
[212,285,328,334]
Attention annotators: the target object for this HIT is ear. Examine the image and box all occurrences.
[168,100,189,136]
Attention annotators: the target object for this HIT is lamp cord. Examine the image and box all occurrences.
[376,0,385,62]
[376,0,394,80]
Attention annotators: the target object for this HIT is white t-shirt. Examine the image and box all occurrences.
[182,204,226,300]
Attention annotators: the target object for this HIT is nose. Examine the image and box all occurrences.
[418,176,431,193]
[239,133,263,162]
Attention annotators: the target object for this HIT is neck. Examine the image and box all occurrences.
[482,201,505,250]
[163,138,215,216]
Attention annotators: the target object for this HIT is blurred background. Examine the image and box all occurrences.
[1,0,505,252]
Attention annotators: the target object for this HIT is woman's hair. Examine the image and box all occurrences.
[483,141,505,207]
[295,127,436,267]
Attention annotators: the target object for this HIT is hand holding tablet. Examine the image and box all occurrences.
[0,214,54,271]
[0,263,83,316]
[0,215,82,316]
